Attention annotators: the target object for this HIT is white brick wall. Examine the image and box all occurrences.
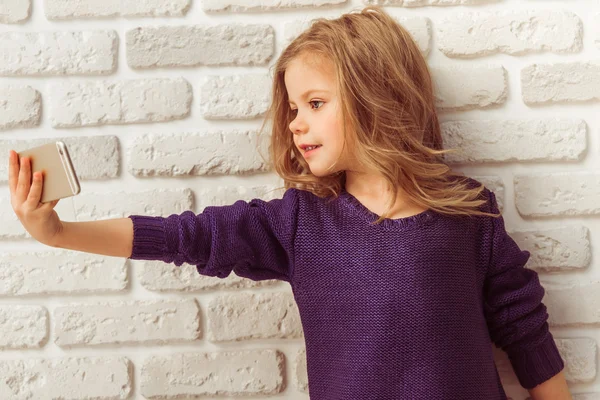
[0,1,598,399]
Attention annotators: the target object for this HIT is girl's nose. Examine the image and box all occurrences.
[290,116,308,135]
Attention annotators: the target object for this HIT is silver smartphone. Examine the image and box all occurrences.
[17,141,81,203]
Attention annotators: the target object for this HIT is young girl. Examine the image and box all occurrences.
[8,6,571,400]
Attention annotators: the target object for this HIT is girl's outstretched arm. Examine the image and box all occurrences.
[54,218,134,258]
[127,188,300,282]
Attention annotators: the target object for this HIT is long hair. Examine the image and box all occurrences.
[257,5,500,223]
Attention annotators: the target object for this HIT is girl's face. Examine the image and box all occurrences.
[285,56,350,177]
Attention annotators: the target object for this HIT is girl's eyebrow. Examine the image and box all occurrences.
[288,89,329,104]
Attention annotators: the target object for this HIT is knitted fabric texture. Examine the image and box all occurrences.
[128,179,564,399]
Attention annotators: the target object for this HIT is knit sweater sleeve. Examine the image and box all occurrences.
[126,188,299,282]
[482,190,564,390]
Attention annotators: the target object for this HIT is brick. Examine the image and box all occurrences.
[572,395,600,400]
[73,188,193,220]
[0,0,31,23]
[431,65,506,111]
[208,292,303,341]
[45,0,190,19]
[0,136,120,182]
[545,283,600,326]
[522,61,600,104]
[49,78,191,128]
[438,11,582,57]
[495,338,596,384]
[141,350,284,397]
[509,226,591,273]
[471,176,504,212]
[127,25,274,69]
[284,16,430,55]
[295,348,309,392]
[54,299,201,347]
[514,172,600,217]
[203,0,346,12]
[129,131,270,177]
[0,31,117,76]
[0,306,47,349]
[0,251,126,295]
[196,184,283,211]
[441,119,586,163]
[138,261,280,292]
[596,14,600,49]
[556,338,597,383]
[363,0,498,6]
[0,85,40,130]
[0,357,132,399]
[201,74,271,119]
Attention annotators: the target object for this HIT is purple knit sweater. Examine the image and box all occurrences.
[128,179,564,399]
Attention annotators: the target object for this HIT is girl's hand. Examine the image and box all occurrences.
[8,150,63,247]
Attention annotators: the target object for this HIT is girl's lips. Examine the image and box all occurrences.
[304,146,321,157]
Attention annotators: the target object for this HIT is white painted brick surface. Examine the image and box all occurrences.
[441,119,586,163]
[438,11,582,57]
[126,25,275,69]
[363,0,498,6]
[208,292,303,341]
[45,0,191,20]
[556,338,598,383]
[141,350,285,397]
[571,394,600,400]
[0,306,47,349]
[545,283,600,326]
[54,299,201,347]
[1,1,599,398]
[431,66,506,110]
[0,136,120,182]
[295,348,309,392]
[0,251,126,295]
[596,14,600,49]
[0,85,41,130]
[515,173,600,217]
[0,357,132,399]
[0,0,31,23]
[129,131,271,177]
[510,226,591,273]
[49,78,192,128]
[201,74,271,119]
[521,61,600,104]
[73,188,193,220]
[0,31,117,76]
[203,0,347,12]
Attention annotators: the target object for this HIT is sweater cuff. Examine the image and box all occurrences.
[509,333,565,389]
[128,215,169,261]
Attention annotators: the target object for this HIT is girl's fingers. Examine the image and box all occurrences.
[8,150,18,195]
[25,171,43,209]
[16,156,31,202]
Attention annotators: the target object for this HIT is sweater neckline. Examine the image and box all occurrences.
[338,188,438,230]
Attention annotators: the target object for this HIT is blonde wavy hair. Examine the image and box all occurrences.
[257,5,500,223]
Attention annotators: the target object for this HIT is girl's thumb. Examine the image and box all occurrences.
[42,199,60,210]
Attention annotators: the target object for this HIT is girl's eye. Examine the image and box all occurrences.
[310,100,324,109]
[290,100,324,114]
